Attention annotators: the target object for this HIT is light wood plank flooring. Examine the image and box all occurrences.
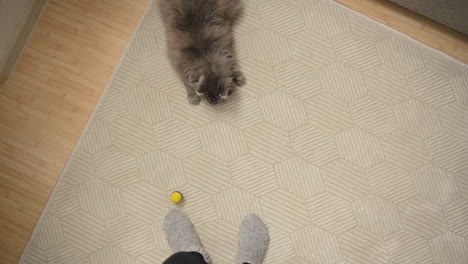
[0,0,148,263]
[0,0,466,263]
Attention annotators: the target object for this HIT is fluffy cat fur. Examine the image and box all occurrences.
[159,0,245,105]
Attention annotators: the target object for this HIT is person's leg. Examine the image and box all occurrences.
[235,214,270,264]
[163,209,211,264]
[163,251,207,264]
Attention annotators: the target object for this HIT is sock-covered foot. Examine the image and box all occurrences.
[235,214,270,264]
[163,209,211,263]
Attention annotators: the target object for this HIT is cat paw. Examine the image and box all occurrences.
[188,94,201,105]
[233,72,246,87]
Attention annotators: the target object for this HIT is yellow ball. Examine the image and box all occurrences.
[170,191,183,204]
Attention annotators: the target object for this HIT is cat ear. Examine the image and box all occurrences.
[232,71,246,87]
[189,74,205,86]
[196,74,205,85]
[189,74,205,94]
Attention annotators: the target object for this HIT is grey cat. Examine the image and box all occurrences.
[159,0,245,105]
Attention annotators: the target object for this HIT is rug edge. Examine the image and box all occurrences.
[331,0,467,67]
[18,1,155,262]
[19,0,468,262]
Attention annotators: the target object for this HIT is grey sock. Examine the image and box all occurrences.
[163,209,211,263]
[235,214,270,264]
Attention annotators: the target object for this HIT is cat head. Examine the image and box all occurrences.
[185,43,244,105]
[188,70,235,105]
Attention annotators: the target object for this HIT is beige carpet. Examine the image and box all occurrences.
[21,0,468,263]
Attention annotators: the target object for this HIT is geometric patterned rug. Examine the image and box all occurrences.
[21,0,468,263]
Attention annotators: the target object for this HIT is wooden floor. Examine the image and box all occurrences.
[0,0,466,263]
[0,0,149,263]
